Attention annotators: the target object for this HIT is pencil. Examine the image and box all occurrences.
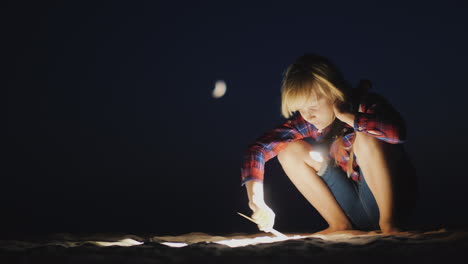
[237,212,287,238]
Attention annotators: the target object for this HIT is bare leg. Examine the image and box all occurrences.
[278,141,353,233]
[353,132,398,232]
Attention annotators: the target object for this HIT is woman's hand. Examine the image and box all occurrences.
[245,181,276,232]
[250,202,276,232]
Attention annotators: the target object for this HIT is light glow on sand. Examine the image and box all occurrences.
[309,151,323,162]
[156,229,447,248]
[93,238,144,247]
[214,235,306,247]
[160,235,306,248]
[212,80,227,98]
[161,242,189,248]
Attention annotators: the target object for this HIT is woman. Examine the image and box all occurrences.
[241,53,417,234]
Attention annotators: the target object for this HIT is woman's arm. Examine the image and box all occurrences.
[241,113,315,186]
[334,93,407,144]
[241,114,315,230]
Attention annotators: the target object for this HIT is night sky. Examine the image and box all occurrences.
[5,1,468,237]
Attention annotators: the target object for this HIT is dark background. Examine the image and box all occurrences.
[4,0,468,237]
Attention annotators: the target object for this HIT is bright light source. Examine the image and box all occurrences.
[309,151,323,162]
[212,80,227,98]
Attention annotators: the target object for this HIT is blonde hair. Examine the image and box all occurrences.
[280,54,355,175]
[281,73,345,118]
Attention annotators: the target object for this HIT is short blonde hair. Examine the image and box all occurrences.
[280,54,350,118]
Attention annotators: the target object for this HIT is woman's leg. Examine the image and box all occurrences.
[278,139,380,231]
[320,162,380,231]
[353,171,380,230]
[277,140,353,232]
[353,132,418,230]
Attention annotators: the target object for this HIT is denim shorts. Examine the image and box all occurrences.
[303,137,417,231]
[319,159,380,230]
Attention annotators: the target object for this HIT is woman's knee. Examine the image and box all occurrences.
[353,133,406,166]
[353,132,388,158]
[278,140,322,171]
[353,133,400,179]
[278,141,308,163]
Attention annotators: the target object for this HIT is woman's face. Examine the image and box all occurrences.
[298,94,336,130]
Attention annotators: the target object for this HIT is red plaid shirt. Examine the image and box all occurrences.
[241,92,406,185]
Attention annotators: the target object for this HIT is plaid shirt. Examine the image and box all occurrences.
[241,92,406,185]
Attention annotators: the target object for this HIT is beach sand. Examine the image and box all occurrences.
[1,228,467,263]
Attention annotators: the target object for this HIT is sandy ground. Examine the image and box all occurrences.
[1,229,468,263]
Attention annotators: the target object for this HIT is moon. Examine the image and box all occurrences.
[212,80,227,99]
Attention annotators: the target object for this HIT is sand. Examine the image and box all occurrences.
[1,229,467,263]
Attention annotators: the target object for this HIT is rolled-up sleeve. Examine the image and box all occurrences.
[241,114,315,186]
[353,94,406,144]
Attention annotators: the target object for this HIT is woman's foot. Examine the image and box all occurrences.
[312,223,358,235]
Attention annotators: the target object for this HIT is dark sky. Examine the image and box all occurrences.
[5,1,468,236]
